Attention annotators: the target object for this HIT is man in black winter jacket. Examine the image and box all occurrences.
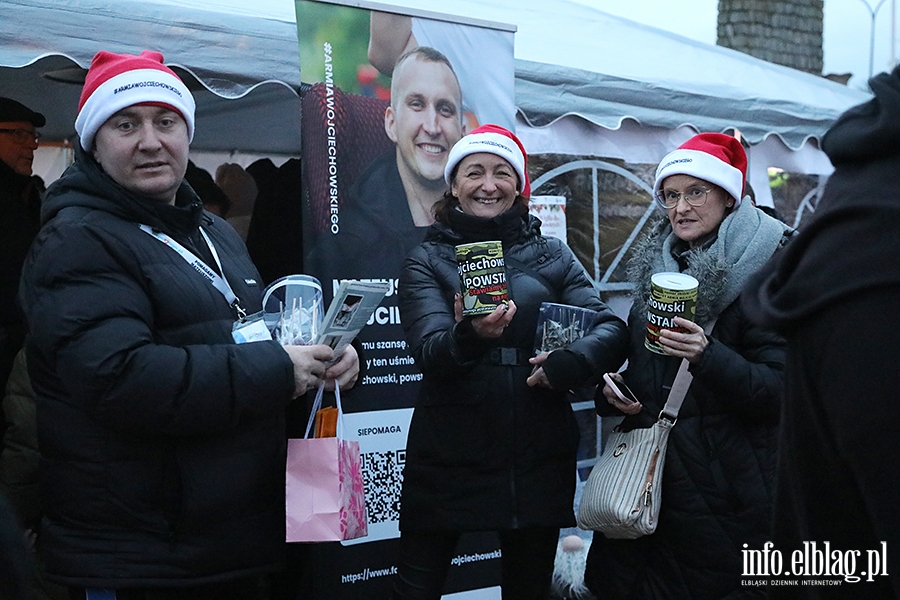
[0,97,44,395]
[19,50,359,600]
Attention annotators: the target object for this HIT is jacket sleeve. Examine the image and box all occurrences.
[21,219,295,437]
[689,297,785,420]
[0,348,40,529]
[541,242,629,388]
[399,245,494,378]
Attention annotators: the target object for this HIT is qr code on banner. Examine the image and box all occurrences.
[360,450,405,524]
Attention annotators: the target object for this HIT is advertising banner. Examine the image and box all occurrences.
[295,1,516,597]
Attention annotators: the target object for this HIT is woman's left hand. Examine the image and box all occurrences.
[526,352,552,388]
[454,295,517,339]
[658,317,708,364]
[322,343,360,391]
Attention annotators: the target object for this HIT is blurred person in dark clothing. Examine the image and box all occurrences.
[744,66,900,599]
[0,97,44,396]
[185,160,230,217]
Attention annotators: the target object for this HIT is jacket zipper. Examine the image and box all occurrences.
[640,447,661,509]
[509,366,519,528]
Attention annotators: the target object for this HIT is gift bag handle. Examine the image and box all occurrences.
[334,380,345,439]
[302,380,343,439]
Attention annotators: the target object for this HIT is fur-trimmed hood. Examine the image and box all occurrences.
[628,201,792,325]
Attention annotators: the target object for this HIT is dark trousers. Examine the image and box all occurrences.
[390,527,559,600]
[68,576,269,600]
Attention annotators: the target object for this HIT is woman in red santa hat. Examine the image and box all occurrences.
[584,133,793,599]
[393,124,629,600]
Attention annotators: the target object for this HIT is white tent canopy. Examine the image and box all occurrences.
[335,0,871,145]
[1,0,873,199]
[362,0,871,209]
[0,0,302,154]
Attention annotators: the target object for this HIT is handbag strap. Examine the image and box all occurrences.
[302,379,343,439]
[658,317,717,423]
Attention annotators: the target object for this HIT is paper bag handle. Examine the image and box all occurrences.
[303,380,343,439]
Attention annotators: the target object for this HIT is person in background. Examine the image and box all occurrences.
[238,158,305,286]
[0,97,69,600]
[584,133,793,599]
[19,50,358,599]
[394,125,628,600]
[0,97,44,396]
[743,66,900,598]
[0,490,32,600]
[1,348,69,600]
[1,349,39,531]
[215,161,258,239]
[185,160,230,217]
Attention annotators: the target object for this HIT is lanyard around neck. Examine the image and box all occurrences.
[138,224,247,319]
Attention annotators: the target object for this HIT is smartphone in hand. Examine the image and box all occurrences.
[603,373,638,405]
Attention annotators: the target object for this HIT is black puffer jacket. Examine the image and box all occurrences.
[586,298,783,599]
[398,203,628,532]
[743,66,900,598]
[586,202,792,599]
[19,148,295,587]
[0,159,42,392]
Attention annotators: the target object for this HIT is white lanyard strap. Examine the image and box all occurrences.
[138,224,246,319]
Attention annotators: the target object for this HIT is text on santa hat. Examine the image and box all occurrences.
[470,139,513,152]
[114,81,183,97]
[659,157,693,171]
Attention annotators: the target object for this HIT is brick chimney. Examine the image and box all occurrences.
[717,0,824,74]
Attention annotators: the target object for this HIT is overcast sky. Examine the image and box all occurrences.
[580,0,897,89]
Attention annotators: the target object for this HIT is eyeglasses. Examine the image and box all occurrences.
[0,128,41,144]
[655,186,712,209]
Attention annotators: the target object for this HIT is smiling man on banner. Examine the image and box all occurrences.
[307,46,465,281]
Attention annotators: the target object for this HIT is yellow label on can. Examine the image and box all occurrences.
[645,272,698,355]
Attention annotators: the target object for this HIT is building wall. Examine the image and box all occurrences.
[717,0,824,74]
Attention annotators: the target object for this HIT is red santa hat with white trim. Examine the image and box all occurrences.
[75,50,195,151]
[444,124,531,198]
[653,133,747,207]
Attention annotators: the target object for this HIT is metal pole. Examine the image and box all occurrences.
[892,0,896,67]
[592,167,600,282]
[871,9,877,77]
[858,0,891,78]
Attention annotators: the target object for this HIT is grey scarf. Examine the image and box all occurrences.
[628,201,793,325]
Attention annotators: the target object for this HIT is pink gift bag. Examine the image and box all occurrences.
[285,382,368,542]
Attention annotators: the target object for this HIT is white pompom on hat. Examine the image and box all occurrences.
[444,124,531,198]
[75,50,195,151]
[653,133,747,207]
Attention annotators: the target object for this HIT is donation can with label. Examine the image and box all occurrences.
[456,241,509,316]
[645,272,698,354]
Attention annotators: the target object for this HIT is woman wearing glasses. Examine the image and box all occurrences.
[584,133,793,599]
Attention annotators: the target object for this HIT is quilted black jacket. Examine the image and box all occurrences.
[586,293,785,599]
[19,148,295,587]
[398,203,628,532]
